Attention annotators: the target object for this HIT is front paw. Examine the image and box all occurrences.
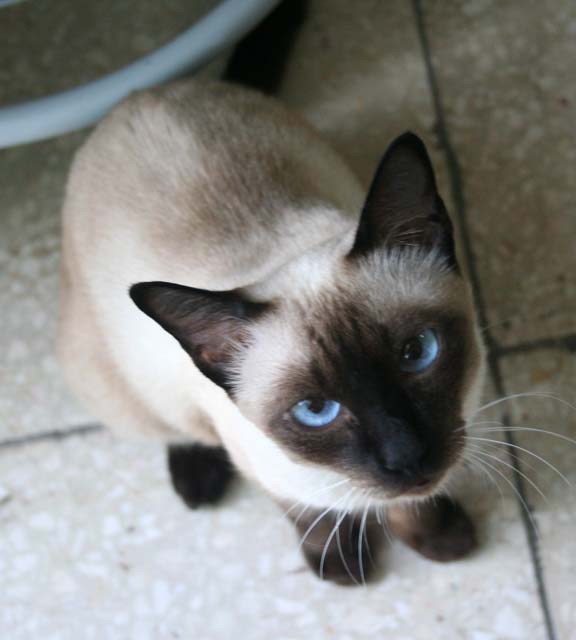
[291,510,381,586]
[167,444,234,509]
[387,496,477,562]
[302,540,373,586]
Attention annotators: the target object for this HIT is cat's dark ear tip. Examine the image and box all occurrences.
[129,282,143,305]
[388,131,429,154]
[129,282,147,303]
[129,282,143,296]
[129,281,161,312]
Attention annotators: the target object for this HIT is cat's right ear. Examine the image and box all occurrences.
[130,282,268,393]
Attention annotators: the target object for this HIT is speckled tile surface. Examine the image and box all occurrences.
[0,0,218,103]
[0,431,546,640]
[497,351,576,639]
[278,0,471,281]
[1,0,575,638]
[280,0,434,190]
[0,133,93,438]
[422,0,576,346]
[0,1,225,439]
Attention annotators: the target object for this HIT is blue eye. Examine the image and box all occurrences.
[399,328,440,373]
[291,399,341,428]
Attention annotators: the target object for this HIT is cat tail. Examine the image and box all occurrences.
[222,0,308,95]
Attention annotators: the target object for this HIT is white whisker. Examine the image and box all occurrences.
[335,517,360,586]
[379,505,395,545]
[466,452,540,536]
[318,489,359,581]
[470,425,576,450]
[280,478,351,525]
[466,441,550,487]
[474,391,576,416]
[465,454,505,501]
[466,436,572,488]
[362,498,377,570]
[466,444,548,503]
[456,419,502,433]
[358,501,369,586]
[319,508,348,581]
[297,490,351,552]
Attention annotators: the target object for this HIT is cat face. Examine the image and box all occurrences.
[233,251,483,502]
[130,133,485,507]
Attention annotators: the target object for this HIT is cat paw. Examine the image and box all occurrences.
[292,510,382,586]
[387,496,477,562]
[167,444,234,509]
[303,543,375,587]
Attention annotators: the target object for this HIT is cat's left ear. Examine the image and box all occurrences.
[348,132,457,268]
[130,282,268,393]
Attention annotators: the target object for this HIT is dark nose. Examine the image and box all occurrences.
[380,420,427,475]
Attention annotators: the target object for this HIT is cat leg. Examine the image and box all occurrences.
[288,507,382,586]
[386,496,477,562]
[168,443,235,510]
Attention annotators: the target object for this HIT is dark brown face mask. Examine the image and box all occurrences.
[261,297,477,500]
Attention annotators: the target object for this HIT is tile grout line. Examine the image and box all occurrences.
[411,2,558,639]
[0,423,103,451]
[495,333,576,358]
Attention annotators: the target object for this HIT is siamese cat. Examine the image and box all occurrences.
[58,79,485,585]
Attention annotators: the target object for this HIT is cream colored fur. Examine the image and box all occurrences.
[59,80,362,503]
[58,79,483,510]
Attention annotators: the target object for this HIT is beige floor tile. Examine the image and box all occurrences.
[0,0,217,104]
[0,431,547,640]
[421,0,576,346]
[279,0,477,295]
[1,133,93,439]
[0,1,226,440]
[496,349,576,638]
[280,0,436,188]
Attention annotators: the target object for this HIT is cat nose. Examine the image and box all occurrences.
[382,444,426,475]
[380,425,427,475]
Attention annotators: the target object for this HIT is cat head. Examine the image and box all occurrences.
[131,133,485,508]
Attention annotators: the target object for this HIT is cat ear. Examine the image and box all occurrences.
[130,282,268,392]
[348,132,457,267]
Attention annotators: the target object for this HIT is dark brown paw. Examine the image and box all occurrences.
[303,542,373,586]
[167,444,234,509]
[387,496,477,562]
[291,509,382,586]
